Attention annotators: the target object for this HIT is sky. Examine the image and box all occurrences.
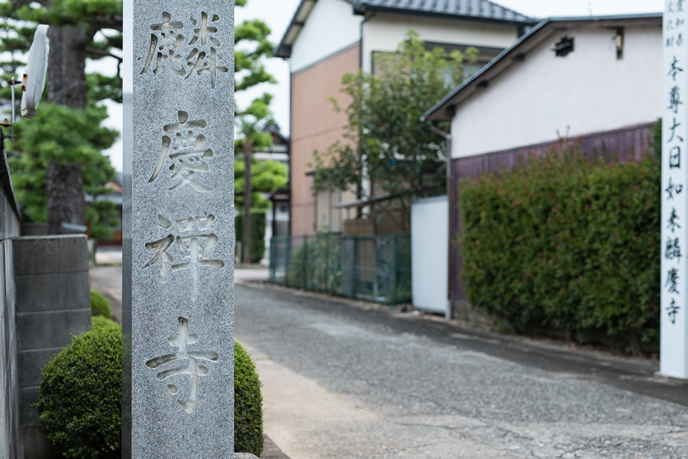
[96,0,663,172]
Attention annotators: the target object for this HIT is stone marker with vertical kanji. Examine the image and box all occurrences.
[662,0,688,379]
[122,1,235,456]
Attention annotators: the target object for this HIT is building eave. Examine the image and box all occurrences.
[273,0,318,58]
[422,12,663,122]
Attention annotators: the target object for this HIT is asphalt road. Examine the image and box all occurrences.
[235,283,688,458]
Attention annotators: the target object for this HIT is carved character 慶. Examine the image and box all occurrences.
[149,110,215,192]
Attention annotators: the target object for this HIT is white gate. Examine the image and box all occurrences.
[411,195,449,315]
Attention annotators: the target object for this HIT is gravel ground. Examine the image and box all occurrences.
[235,283,688,458]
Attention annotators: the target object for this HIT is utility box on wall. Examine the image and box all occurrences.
[411,196,449,316]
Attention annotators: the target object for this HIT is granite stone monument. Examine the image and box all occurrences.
[122,0,236,456]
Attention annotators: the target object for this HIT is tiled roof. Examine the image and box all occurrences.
[274,0,535,58]
[346,0,535,24]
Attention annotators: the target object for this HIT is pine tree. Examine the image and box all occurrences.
[0,0,122,232]
[1,0,277,237]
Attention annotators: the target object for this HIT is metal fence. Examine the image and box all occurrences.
[269,234,411,305]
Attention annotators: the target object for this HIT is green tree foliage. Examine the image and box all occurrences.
[460,147,661,344]
[235,93,276,262]
[284,235,342,291]
[86,188,121,242]
[7,102,117,221]
[2,0,275,226]
[234,8,277,152]
[235,8,275,93]
[235,157,288,209]
[313,31,477,205]
[651,117,662,160]
[0,0,122,229]
[235,211,267,263]
[235,94,278,211]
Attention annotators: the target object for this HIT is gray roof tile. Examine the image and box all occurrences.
[348,0,534,23]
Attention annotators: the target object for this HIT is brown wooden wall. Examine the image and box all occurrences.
[290,43,360,236]
[448,122,655,303]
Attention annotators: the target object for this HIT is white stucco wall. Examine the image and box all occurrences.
[362,12,519,73]
[450,25,662,158]
[290,0,362,73]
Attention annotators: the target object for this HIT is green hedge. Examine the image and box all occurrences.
[460,148,661,343]
[90,290,111,319]
[36,326,263,457]
[285,235,342,290]
[236,211,267,263]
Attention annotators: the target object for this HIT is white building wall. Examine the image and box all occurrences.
[451,25,662,159]
[362,12,519,73]
[290,0,362,73]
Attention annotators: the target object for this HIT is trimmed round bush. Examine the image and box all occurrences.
[234,342,263,456]
[90,290,112,319]
[91,315,116,329]
[35,321,122,458]
[36,328,263,457]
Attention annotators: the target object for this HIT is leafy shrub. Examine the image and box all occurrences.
[460,147,661,343]
[35,321,122,458]
[234,342,263,456]
[282,235,412,304]
[91,315,116,329]
[90,290,111,319]
[36,328,263,457]
[236,211,267,263]
[285,235,342,290]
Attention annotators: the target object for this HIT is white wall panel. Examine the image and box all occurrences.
[290,0,362,73]
[451,26,662,158]
[362,13,518,73]
[411,196,448,315]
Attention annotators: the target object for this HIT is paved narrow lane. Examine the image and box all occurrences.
[235,283,688,459]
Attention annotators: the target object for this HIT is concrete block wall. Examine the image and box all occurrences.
[1,145,22,459]
[13,235,92,459]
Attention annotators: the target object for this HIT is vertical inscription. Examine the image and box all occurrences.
[145,317,219,414]
[125,0,234,456]
[662,0,688,378]
[141,11,229,88]
[144,213,225,300]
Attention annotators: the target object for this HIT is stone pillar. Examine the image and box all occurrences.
[13,235,91,458]
[122,1,235,457]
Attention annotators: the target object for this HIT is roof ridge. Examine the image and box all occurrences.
[356,0,535,23]
[482,0,533,20]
